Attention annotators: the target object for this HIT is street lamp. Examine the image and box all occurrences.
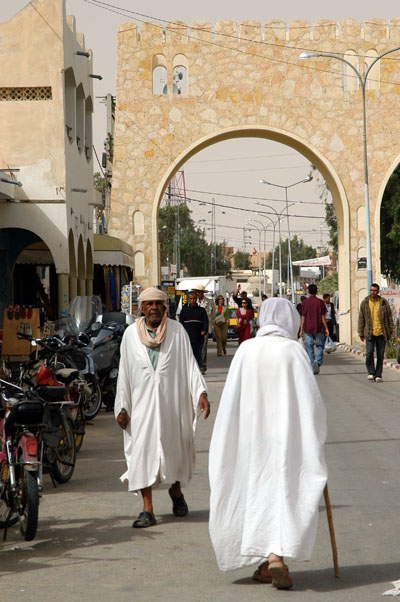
[299,47,400,289]
[247,219,264,298]
[260,175,312,303]
[254,201,297,297]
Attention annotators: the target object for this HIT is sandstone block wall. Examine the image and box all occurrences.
[110,18,400,343]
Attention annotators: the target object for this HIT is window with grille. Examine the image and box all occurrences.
[0,87,52,101]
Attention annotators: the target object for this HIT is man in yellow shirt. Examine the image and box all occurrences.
[358,283,393,382]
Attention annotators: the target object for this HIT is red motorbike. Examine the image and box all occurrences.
[0,381,44,541]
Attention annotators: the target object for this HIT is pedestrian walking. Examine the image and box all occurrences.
[179,290,209,368]
[209,298,327,590]
[213,295,229,356]
[236,298,254,346]
[299,284,329,375]
[194,285,214,375]
[358,283,393,383]
[115,287,210,528]
[233,284,253,311]
[323,293,337,340]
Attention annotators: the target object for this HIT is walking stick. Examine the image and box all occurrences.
[324,484,339,578]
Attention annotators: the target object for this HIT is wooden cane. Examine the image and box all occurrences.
[323,484,339,578]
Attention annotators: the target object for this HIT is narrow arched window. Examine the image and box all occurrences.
[365,49,380,91]
[343,50,359,92]
[152,55,168,95]
[172,54,188,95]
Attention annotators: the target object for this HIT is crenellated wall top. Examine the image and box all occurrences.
[118,18,400,46]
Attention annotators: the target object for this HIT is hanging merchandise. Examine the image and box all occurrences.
[121,282,141,315]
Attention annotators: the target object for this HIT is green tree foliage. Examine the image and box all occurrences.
[265,235,318,277]
[233,250,251,270]
[158,204,231,277]
[93,172,106,203]
[381,164,400,283]
[318,272,338,296]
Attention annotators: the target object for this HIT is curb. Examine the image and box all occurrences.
[337,343,400,372]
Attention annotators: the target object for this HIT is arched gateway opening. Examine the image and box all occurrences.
[151,126,351,342]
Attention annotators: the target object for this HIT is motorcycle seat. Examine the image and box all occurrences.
[55,368,79,384]
[35,385,68,401]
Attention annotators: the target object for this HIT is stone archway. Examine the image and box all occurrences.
[110,18,400,343]
[151,126,351,343]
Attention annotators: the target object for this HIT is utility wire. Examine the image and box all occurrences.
[184,188,329,206]
[82,0,400,87]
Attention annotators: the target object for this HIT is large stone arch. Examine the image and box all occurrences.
[375,153,400,280]
[150,126,351,343]
[111,18,400,344]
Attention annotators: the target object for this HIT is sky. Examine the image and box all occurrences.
[3,0,400,254]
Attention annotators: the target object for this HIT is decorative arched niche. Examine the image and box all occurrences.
[357,206,366,230]
[343,50,359,92]
[152,54,168,95]
[172,54,188,95]
[133,210,145,235]
[365,49,380,91]
[135,251,145,276]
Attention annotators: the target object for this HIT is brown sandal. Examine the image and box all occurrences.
[252,561,273,584]
[268,561,294,590]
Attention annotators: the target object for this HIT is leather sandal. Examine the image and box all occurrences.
[168,487,189,517]
[132,511,156,528]
[252,561,273,583]
[269,561,294,590]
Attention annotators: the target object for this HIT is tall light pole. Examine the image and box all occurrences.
[299,47,400,290]
[254,201,297,297]
[250,215,277,295]
[260,175,312,303]
[247,219,263,298]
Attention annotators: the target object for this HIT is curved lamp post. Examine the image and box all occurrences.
[260,175,312,303]
[247,219,263,298]
[299,47,400,290]
[254,201,296,297]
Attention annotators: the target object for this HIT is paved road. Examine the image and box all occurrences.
[1,342,400,601]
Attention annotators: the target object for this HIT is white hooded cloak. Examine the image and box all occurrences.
[115,318,207,492]
[209,298,327,571]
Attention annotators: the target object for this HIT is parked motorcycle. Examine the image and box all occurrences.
[63,297,134,416]
[0,382,44,540]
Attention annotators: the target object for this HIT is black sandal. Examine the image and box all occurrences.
[168,487,189,517]
[132,511,157,528]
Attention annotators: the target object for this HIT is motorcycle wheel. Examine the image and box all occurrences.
[84,374,102,420]
[74,405,85,453]
[52,417,76,484]
[18,469,39,541]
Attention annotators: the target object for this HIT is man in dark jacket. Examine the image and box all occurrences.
[358,283,393,382]
[179,291,209,368]
[323,293,337,340]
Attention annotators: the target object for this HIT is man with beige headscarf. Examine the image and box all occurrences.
[115,287,210,529]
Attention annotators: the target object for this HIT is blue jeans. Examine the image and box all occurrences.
[304,332,325,368]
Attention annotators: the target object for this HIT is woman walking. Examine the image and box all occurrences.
[213,295,229,356]
[237,299,254,346]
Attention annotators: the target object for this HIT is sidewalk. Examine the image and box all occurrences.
[337,342,400,372]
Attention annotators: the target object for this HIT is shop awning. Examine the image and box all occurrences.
[292,255,333,267]
[94,234,134,268]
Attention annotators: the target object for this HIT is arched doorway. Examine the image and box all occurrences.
[150,126,350,341]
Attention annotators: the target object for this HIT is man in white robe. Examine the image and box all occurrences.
[209,297,327,589]
[115,287,210,528]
